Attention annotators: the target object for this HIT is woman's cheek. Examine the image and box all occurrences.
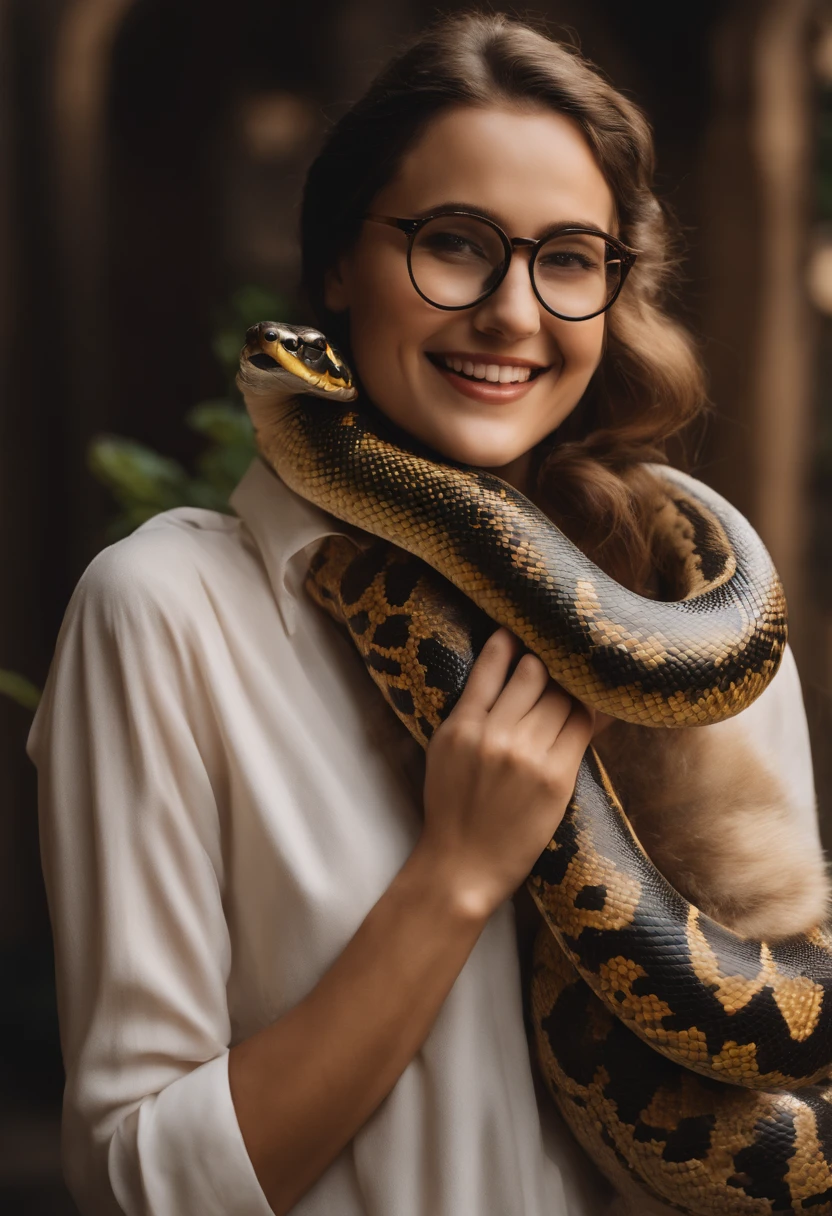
[548,315,604,377]
[350,273,435,413]
[574,317,606,374]
[349,294,409,398]
[356,244,419,334]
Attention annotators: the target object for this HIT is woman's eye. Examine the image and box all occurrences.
[421,231,487,260]
[537,250,598,274]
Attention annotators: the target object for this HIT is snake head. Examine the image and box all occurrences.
[237,321,357,402]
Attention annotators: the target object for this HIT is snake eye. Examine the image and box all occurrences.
[264,329,278,343]
[282,336,300,352]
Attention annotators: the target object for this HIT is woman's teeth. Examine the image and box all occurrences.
[441,355,533,383]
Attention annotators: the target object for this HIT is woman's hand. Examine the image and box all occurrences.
[419,627,596,920]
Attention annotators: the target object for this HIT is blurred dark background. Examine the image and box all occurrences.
[3,0,832,1210]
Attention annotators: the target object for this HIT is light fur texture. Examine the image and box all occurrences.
[594,720,830,941]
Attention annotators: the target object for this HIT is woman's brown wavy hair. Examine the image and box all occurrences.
[301,11,707,594]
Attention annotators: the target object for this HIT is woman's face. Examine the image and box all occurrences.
[325,105,616,491]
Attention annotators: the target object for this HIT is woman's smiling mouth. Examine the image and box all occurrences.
[425,350,552,402]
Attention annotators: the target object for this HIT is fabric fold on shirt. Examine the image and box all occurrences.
[110,1053,274,1216]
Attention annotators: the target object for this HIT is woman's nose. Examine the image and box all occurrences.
[472,253,541,341]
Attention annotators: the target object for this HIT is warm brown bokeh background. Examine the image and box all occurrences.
[3,1,832,1210]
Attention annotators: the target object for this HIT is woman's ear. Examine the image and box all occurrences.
[323,255,350,312]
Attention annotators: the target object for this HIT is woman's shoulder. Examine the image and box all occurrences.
[726,644,807,755]
[723,643,817,812]
[69,505,262,636]
[29,506,280,769]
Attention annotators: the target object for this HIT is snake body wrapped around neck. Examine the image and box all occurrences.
[238,321,832,1216]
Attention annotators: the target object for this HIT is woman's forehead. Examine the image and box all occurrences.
[375,105,616,236]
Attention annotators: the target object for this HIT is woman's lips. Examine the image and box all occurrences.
[426,353,550,402]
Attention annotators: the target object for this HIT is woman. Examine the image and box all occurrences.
[29,12,825,1216]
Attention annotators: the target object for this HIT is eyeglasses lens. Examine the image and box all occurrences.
[534,232,620,319]
[409,216,621,317]
[410,216,506,308]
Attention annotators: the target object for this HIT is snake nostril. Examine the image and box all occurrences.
[264,329,279,343]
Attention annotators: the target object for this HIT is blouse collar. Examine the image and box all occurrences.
[229,457,360,635]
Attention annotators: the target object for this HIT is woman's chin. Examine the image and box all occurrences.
[405,421,531,472]
[429,440,525,471]
[369,397,536,478]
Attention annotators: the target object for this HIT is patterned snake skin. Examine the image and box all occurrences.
[237,322,832,1215]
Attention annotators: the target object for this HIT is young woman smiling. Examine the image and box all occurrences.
[30,12,824,1216]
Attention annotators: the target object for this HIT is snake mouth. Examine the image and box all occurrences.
[248,352,279,370]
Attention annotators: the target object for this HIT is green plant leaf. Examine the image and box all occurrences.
[88,438,189,510]
[193,449,254,500]
[88,406,257,535]
[188,405,256,497]
[186,401,254,448]
[0,670,41,711]
[179,478,236,514]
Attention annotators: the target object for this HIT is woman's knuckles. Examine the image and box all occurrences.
[434,717,579,779]
[432,716,481,755]
[477,729,519,765]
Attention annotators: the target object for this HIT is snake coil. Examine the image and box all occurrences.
[238,321,832,1216]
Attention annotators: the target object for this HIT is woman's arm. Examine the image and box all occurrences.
[228,843,483,1213]
[230,627,595,1214]
[31,538,263,1216]
[31,531,594,1216]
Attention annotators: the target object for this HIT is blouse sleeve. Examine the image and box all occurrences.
[726,642,821,844]
[27,533,274,1216]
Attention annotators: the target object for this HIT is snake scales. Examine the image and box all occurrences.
[237,321,832,1215]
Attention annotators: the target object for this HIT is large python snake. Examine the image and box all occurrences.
[238,321,832,1215]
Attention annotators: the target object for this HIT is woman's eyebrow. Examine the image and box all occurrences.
[411,200,505,223]
[411,201,613,237]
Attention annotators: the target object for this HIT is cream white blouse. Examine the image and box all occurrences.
[28,457,820,1216]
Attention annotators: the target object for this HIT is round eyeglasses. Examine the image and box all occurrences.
[365,211,637,322]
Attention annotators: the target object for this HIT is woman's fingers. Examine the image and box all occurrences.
[453,628,520,716]
[455,630,600,763]
[548,699,595,760]
[458,628,554,724]
[488,651,551,726]
[516,681,575,750]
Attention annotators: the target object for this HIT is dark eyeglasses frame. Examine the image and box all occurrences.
[365,210,638,322]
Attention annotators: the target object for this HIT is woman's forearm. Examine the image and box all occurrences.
[229,632,593,1214]
[228,842,489,1215]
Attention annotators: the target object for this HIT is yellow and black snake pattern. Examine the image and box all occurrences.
[238,322,832,1215]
